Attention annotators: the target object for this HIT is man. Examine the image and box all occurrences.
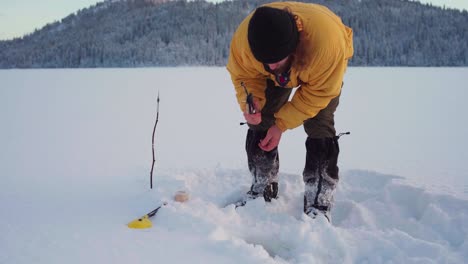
[226,2,353,221]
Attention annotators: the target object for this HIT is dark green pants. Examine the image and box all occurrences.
[246,79,341,212]
[248,80,340,138]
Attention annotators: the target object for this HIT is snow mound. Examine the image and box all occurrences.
[121,168,467,264]
[1,169,467,263]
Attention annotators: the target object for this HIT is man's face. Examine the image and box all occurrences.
[266,55,291,74]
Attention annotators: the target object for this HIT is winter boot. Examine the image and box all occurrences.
[235,182,278,208]
[305,204,332,222]
[303,137,340,222]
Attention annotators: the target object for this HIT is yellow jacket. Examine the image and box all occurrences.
[227,1,354,131]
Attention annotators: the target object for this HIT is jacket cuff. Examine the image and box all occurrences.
[275,119,288,132]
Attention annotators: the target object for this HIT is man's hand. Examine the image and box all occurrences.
[243,99,261,125]
[259,125,282,152]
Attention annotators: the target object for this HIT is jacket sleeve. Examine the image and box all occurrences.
[226,35,267,113]
[274,48,347,131]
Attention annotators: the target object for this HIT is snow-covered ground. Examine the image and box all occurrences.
[1,67,467,263]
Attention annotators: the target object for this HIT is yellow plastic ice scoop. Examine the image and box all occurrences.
[127,202,167,229]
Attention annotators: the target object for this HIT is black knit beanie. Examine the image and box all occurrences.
[248,6,299,64]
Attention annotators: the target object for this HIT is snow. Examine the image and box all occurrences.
[1,67,467,263]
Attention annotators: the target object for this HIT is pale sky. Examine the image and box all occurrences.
[0,0,467,40]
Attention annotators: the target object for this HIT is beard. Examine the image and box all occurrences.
[268,56,293,75]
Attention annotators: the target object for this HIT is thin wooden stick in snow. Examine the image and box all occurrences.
[150,91,160,189]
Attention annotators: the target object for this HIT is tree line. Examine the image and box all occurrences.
[0,0,467,68]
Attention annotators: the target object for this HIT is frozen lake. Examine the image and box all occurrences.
[1,67,467,199]
[1,67,468,264]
